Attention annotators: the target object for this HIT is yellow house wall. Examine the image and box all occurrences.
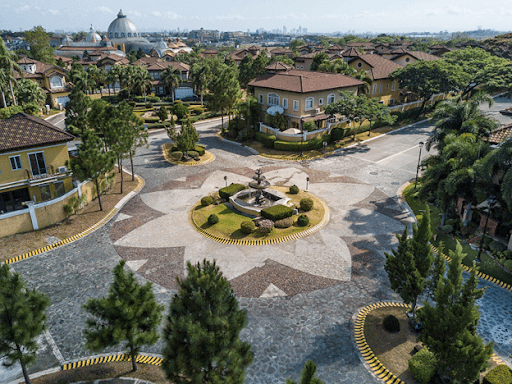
[392,55,416,67]
[0,212,33,237]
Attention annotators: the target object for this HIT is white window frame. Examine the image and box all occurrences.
[391,82,396,91]
[373,83,377,95]
[267,93,280,106]
[379,83,383,93]
[258,94,264,104]
[9,155,22,171]
[283,98,288,109]
[293,100,299,111]
[327,93,335,104]
[305,97,314,111]
[27,151,47,177]
[318,98,323,105]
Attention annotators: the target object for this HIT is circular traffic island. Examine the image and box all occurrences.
[162,143,215,166]
[191,186,328,245]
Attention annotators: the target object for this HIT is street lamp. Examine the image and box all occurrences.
[476,196,498,261]
[306,177,310,191]
[300,123,304,157]
[414,141,424,189]
[224,175,228,187]
[368,118,372,137]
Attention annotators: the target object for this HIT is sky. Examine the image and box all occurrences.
[2,0,512,34]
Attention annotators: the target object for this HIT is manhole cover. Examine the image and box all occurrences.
[370,172,378,175]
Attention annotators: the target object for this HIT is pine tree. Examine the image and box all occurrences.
[82,260,164,372]
[158,106,168,122]
[418,242,493,383]
[425,241,446,301]
[65,89,91,135]
[0,264,50,384]
[384,227,425,319]
[162,260,253,384]
[167,119,199,153]
[411,205,435,279]
[286,360,325,384]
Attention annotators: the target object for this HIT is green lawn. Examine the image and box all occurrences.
[403,184,512,285]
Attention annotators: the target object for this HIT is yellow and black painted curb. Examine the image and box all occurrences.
[189,197,330,246]
[161,144,215,166]
[353,301,506,383]
[4,175,144,266]
[61,353,162,370]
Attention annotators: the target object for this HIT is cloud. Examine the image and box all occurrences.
[15,5,30,13]
[165,11,182,20]
[48,9,59,15]
[131,11,142,17]
[98,6,114,14]
[152,11,162,17]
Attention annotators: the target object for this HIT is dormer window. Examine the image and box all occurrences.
[50,76,65,89]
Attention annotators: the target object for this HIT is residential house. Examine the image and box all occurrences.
[248,64,364,129]
[133,57,191,98]
[348,54,403,106]
[225,45,266,65]
[200,48,219,59]
[0,113,75,213]
[429,44,454,57]
[16,57,72,107]
[342,47,363,62]
[269,47,294,58]
[77,52,129,71]
[391,50,439,66]
[344,42,375,54]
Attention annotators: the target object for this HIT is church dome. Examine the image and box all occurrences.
[61,35,73,46]
[107,10,141,40]
[86,25,102,43]
[155,39,168,49]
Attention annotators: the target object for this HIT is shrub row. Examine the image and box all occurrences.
[261,204,293,221]
[408,347,436,384]
[273,134,331,152]
[219,183,246,200]
[483,364,512,384]
[255,132,277,148]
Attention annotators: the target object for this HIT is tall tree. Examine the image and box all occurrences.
[0,37,22,106]
[24,26,55,64]
[162,260,253,384]
[411,205,435,279]
[68,129,116,211]
[15,79,46,106]
[132,66,153,101]
[418,242,493,383]
[384,227,425,319]
[190,60,210,106]
[286,360,325,384]
[238,54,255,88]
[65,89,91,135]
[251,52,269,78]
[310,52,329,71]
[167,118,199,153]
[0,264,50,384]
[83,260,163,372]
[161,67,182,104]
[210,63,241,128]
[425,242,446,302]
[325,90,369,141]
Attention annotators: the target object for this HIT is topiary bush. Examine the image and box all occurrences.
[261,204,294,221]
[483,364,512,384]
[171,151,183,161]
[255,132,277,148]
[275,217,293,228]
[194,146,205,156]
[187,150,199,158]
[383,314,400,333]
[201,196,213,206]
[208,214,219,225]
[219,183,246,200]
[289,185,299,194]
[441,224,453,234]
[145,102,153,109]
[297,214,309,227]
[408,347,437,384]
[300,198,314,212]
[258,219,274,235]
[241,220,255,234]
[504,260,512,272]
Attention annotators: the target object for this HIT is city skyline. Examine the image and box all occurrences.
[1,0,511,34]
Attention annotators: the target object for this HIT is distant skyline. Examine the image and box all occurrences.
[1,0,511,34]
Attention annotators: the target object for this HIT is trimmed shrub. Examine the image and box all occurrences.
[383,315,400,333]
[331,127,351,141]
[147,96,160,103]
[127,101,136,108]
[219,183,246,200]
[22,103,40,115]
[194,146,205,156]
[303,121,316,132]
[504,260,512,272]
[445,219,458,227]
[300,198,314,212]
[297,214,309,227]
[483,364,512,384]
[208,214,219,225]
[173,103,190,120]
[261,204,294,221]
[408,348,437,384]
[258,219,274,235]
[273,134,331,152]
[490,241,507,254]
[170,151,183,161]
[191,106,204,115]
[255,131,277,148]
[275,217,293,228]
[241,220,255,234]
[187,150,199,158]
[145,102,153,109]
[289,185,299,194]
[441,224,453,233]
[201,196,213,206]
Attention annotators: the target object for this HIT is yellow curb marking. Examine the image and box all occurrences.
[61,354,163,371]
[162,144,215,166]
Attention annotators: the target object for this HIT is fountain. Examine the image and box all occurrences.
[229,169,291,216]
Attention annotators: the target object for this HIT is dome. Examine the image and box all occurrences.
[155,39,168,49]
[86,25,102,43]
[107,10,141,40]
[61,35,73,46]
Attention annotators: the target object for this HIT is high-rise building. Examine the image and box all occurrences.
[298,26,302,35]
[283,25,287,34]
[303,28,307,35]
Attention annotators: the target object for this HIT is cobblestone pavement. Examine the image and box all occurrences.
[7,115,512,383]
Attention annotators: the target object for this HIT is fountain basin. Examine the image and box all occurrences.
[229,188,291,217]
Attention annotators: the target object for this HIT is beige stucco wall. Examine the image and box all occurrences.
[0,211,33,237]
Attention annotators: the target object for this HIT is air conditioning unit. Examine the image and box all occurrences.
[58,166,67,173]
[315,108,321,113]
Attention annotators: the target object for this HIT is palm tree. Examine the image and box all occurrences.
[15,78,46,106]
[480,136,512,211]
[119,65,138,99]
[191,61,210,106]
[107,65,123,95]
[132,66,153,102]
[0,68,13,107]
[161,67,182,104]
[0,37,22,106]
[354,70,373,95]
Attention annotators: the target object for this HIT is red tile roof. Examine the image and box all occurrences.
[342,47,363,57]
[488,124,512,144]
[393,50,439,62]
[0,113,75,152]
[265,62,292,72]
[248,70,364,93]
[349,55,403,80]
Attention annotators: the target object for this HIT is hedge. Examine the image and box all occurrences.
[194,146,205,156]
[331,127,352,141]
[483,365,512,384]
[408,348,437,384]
[219,183,246,200]
[273,134,331,152]
[261,204,293,221]
[255,131,277,148]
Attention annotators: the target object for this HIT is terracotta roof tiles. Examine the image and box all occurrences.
[349,54,403,80]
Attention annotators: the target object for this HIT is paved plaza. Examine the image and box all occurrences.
[5,102,512,383]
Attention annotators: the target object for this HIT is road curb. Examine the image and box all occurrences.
[61,353,163,370]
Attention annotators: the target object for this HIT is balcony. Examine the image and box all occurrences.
[26,166,70,186]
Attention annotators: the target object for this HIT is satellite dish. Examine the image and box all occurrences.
[267,105,284,116]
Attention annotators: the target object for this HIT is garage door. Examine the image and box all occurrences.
[174,87,193,100]
[56,96,70,107]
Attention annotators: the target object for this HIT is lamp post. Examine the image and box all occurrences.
[300,123,304,157]
[224,175,227,187]
[477,196,497,262]
[368,118,372,137]
[306,177,310,191]
[414,141,424,189]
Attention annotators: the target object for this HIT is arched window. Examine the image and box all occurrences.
[327,93,335,104]
[114,33,118,38]
[267,93,279,106]
[128,33,131,37]
[121,33,125,37]
[305,97,314,111]
[49,76,64,89]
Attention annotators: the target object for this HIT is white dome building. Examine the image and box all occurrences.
[107,10,142,40]
[86,25,102,43]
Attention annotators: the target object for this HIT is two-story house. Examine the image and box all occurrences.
[0,113,75,213]
[248,63,364,130]
[16,57,72,107]
[133,57,191,98]
[390,50,439,66]
[348,54,403,106]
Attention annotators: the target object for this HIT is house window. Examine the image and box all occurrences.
[50,76,64,89]
[386,83,389,89]
[54,181,65,197]
[319,98,323,105]
[283,98,288,109]
[357,62,362,68]
[296,65,300,69]
[391,82,396,91]
[28,152,47,177]
[373,84,377,94]
[39,185,51,201]
[305,97,314,111]
[405,58,410,62]
[327,93,335,104]
[258,94,264,104]
[389,99,395,106]
[293,100,299,111]
[115,33,118,38]
[128,33,132,37]
[9,155,22,171]
[379,83,383,93]
[267,93,279,106]
[159,87,164,93]
[300,65,304,69]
